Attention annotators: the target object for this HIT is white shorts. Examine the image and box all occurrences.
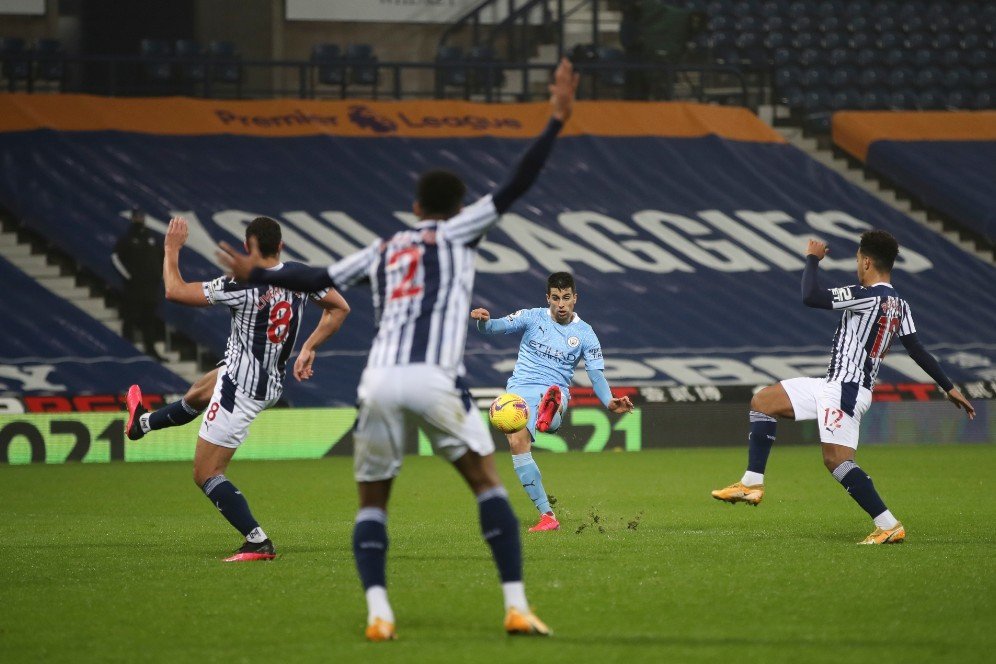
[198,372,278,449]
[353,364,495,482]
[780,377,872,450]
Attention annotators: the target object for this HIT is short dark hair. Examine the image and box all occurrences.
[246,216,282,258]
[858,229,899,272]
[547,271,576,293]
[417,170,466,219]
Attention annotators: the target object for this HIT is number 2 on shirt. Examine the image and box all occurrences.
[388,246,424,301]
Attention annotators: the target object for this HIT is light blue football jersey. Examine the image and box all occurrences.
[490,307,604,390]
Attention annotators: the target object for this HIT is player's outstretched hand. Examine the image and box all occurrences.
[946,387,975,420]
[217,236,262,281]
[293,349,316,382]
[165,217,189,253]
[608,395,635,414]
[806,239,828,260]
[549,57,579,123]
[470,308,491,321]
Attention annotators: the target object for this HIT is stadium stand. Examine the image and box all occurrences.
[833,110,996,245]
[0,96,994,406]
[0,254,187,395]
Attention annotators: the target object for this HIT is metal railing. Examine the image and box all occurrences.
[0,53,751,108]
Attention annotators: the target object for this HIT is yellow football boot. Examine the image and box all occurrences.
[858,522,906,545]
[711,482,764,506]
[504,608,552,636]
[365,617,397,642]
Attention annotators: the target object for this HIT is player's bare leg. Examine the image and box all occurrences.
[712,383,793,505]
[451,451,551,636]
[507,427,559,532]
[822,443,905,544]
[193,437,274,561]
[354,479,397,641]
[126,368,219,440]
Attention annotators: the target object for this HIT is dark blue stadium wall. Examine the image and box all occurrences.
[1,97,994,405]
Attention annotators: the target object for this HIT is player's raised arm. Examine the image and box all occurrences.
[163,217,211,307]
[217,238,379,293]
[492,57,578,215]
[800,239,834,309]
[471,308,530,335]
[292,288,351,382]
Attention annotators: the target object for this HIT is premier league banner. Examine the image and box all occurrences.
[0,96,994,406]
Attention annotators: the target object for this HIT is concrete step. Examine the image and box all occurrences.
[104,320,123,335]
[37,275,77,291]
[8,253,50,270]
[84,303,119,322]
[0,233,21,247]
[22,262,62,278]
[0,243,34,258]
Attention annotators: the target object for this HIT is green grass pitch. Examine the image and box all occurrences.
[2,445,994,663]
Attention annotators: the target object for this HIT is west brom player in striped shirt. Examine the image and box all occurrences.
[219,58,579,640]
[470,271,634,533]
[712,231,975,544]
[140,216,350,562]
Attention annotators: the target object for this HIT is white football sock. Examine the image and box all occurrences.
[246,527,268,544]
[366,586,395,624]
[502,581,528,612]
[741,471,764,486]
[873,510,899,530]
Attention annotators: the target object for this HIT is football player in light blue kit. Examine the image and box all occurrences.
[471,272,634,532]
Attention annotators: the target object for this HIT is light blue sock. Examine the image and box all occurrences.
[546,408,563,433]
[511,452,551,514]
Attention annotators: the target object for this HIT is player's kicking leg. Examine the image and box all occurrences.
[452,450,551,636]
[193,437,275,561]
[126,368,218,440]
[711,382,793,505]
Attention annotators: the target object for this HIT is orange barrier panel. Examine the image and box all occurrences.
[833,110,996,161]
[0,93,784,143]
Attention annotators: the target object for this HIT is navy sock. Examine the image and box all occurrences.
[832,461,888,518]
[201,475,260,537]
[747,410,777,473]
[353,508,388,590]
[478,487,522,583]
[149,398,200,430]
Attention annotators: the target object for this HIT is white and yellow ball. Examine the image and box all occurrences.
[488,393,529,433]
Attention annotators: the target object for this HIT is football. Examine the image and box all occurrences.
[488,393,529,433]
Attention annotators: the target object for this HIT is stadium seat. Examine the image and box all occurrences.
[873,16,897,34]
[735,15,760,33]
[915,67,943,89]
[941,67,970,89]
[772,47,795,67]
[901,16,925,34]
[932,32,956,50]
[944,89,970,109]
[792,32,817,49]
[972,69,992,89]
[883,48,907,67]
[468,45,505,91]
[798,48,820,66]
[346,43,379,87]
[311,43,344,87]
[763,31,787,50]
[876,32,901,50]
[855,48,878,67]
[781,85,805,108]
[886,67,915,89]
[888,89,917,109]
[821,32,844,50]
[763,15,786,33]
[595,47,626,87]
[33,38,64,82]
[828,47,851,66]
[800,67,828,89]
[857,67,885,89]
[139,38,173,82]
[911,48,934,67]
[905,32,929,50]
[916,88,945,109]
[828,66,856,88]
[966,49,990,68]
[846,16,870,34]
[174,39,205,82]
[434,45,467,90]
[927,14,953,34]
[830,88,860,109]
[208,40,241,84]
[802,89,831,110]
[774,65,802,89]
[848,32,872,49]
[859,89,888,109]
[938,48,962,67]
[975,90,993,109]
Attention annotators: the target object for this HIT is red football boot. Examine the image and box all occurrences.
[535,386,562,433]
